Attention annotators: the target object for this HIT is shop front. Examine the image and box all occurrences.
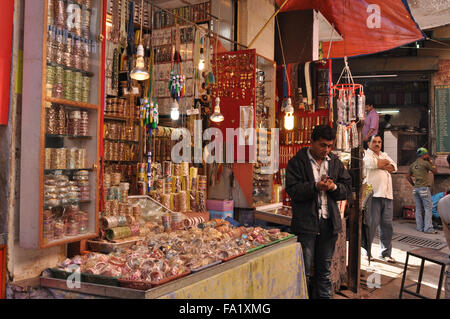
[13,0,309,299]
[2,0,434,300]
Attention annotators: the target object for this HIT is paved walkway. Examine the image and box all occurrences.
[335,218,450,299]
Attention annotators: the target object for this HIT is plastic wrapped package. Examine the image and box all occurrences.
[357,92,366,120]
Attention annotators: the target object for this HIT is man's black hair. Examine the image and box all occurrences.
[311,125,336,141]
[368,135,382,143]
[447,154,450,166]
[384,114,392,122]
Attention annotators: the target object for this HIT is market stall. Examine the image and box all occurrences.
[40,236,306,299]
[17,0,309,300]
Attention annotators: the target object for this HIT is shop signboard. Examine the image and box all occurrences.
[435,85,450,154]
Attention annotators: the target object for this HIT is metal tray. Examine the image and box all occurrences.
[117,278,152,291]
[151,270,191,287]
[49,268,120,287]
[279,234,296,242]
[221,252,246,262]
[190,260,222,273]
[246,244,266,253]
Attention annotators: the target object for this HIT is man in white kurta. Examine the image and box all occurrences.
[363,135,398,263]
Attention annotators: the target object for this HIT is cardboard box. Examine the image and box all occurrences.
[206,200,234,212]
[208,210,234,220]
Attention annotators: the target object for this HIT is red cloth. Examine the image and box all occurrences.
[276,0,423,58]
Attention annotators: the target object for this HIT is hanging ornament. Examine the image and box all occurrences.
[169,50,186,102]
[151,102,159,129]
[332,57,364,126]
[205,35,215,87]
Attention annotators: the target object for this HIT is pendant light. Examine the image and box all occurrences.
[198,47,206,71]
[130,0,150,81]
[209,18,224,123]
[170,99,180,120]
[276,16,293,130]
[284,97,294,130]
[210,97,224,122]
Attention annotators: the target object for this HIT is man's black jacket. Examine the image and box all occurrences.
[285,147,352,235]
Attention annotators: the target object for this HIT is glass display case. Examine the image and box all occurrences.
[20,0,106,249]
[254,203,292,226]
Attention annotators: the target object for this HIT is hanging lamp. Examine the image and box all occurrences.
[209,21,223,122]
[275,16,294,131]
[210,97,224,122]
[130,0,150,81]
[198,38,206,71]
[170,99,180,120]
[284,97,294,130]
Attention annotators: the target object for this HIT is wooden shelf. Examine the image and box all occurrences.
[41,232,98,249]
[20,0,103,250]
[104,160,139,164]
[44,168,93,174]
[104,115,140,122]
[44,200,91,210]
[46,134,92,139]
[104,138,139,143]
[46,97,98,110]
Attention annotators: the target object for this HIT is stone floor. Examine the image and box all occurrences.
[335,218,450,299]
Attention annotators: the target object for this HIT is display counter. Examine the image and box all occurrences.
[40,236,307,299]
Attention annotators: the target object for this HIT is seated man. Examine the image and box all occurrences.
[432,190,450,230]
[437,195,450,255]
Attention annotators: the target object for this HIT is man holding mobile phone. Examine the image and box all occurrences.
[286,125,352,299]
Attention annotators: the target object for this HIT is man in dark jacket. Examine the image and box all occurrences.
[286,125,352,299]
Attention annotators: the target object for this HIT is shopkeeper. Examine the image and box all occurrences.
[285,125,352,299]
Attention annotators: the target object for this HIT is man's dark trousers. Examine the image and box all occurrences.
[297,218,338,299]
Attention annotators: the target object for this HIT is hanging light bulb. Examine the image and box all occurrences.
[198,48,206,71]
[130,44,150,81]
[130,0,149,81]
[284,98,294,130]
[170,99,180,121]
[210,97,224,122]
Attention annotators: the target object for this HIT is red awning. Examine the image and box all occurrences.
[276,0,424,59]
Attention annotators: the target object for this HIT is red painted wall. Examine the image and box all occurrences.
[0,245,5,299]
[0,0,14,125]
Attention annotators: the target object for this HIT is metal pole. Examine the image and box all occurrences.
[247,0,290,48]
[347,135,362,294]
